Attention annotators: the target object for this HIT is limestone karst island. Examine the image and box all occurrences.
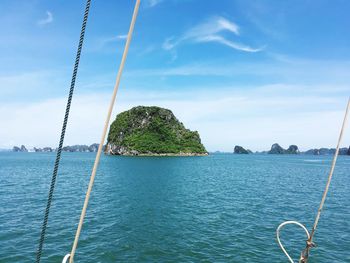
[105,106,208,156]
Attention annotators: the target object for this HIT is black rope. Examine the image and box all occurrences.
[35,1,92,262]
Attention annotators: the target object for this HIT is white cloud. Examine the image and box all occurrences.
[185,16,240,38]
[0,86,349,152]
[87,34,128,52]
[0,70,68,100]
[109,35,128,41]
[37,11,53,26]
[163,16,262,53]
[100,35,128,46]
[196,35,264,52]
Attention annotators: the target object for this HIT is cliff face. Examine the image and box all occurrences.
[106,106,207,156]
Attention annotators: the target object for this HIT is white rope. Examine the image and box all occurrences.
[276,221,310,263]
[65,1,141,262]
[62,254,70,263]
[277,97,350,263]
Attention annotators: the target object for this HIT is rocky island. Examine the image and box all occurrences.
[13,145,28,152]
[234,145,252,154]
[105,106,208,156]
[268,143,300,154]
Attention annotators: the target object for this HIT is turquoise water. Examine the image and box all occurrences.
[0,152,349,262]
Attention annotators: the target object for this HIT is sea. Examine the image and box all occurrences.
[0,152,349,262]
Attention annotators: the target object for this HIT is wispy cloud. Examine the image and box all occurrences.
[147,0,163,7]
[163,16,263,52]
[86,34,128,52]
[100,34,127,45]
[37,11,53,26]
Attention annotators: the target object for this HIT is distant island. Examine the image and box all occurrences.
[12,144,101,153]
[234,145,252,154]
[233,143,350,155]
[105,106,208,156]
[11,142,350,156]
[268,143,300,154]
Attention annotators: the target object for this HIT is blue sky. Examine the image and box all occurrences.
[0,0,349,151]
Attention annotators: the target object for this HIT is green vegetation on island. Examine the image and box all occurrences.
[106,106,208,156]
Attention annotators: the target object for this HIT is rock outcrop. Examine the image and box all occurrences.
[106,106,207,156]
[61,144,102,152]
[34,147,53,152]
[234,145,250,154]
[268,143,285,154]
[12,145,28,152]
[285,145,300,154]
[88,143,99,152]
[268,143,300,154]
[12,144,100,153]
[339,147,349,155]
[303,147,350,155]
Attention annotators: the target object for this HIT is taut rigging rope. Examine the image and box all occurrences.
[277,97,350,263]
[65,1,141,262]
[35,1,92,262]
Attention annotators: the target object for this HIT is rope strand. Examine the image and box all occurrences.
[301,97,350,263]
[68,1,141,262]
[277,97,350,263]
[35,1,92,262]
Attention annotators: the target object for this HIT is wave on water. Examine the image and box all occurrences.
[303,159,323,163]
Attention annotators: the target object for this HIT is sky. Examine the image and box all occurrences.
[0,0,349,152]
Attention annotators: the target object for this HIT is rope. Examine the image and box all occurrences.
[35,1,92,262]
[276,97,350,263]
[67,1,141,262]
[276,221,311,263]
[301,97,350,262]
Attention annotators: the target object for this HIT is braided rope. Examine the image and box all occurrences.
[35,1,92,262]
[67,1,141,262]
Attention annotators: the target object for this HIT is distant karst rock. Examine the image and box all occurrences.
[286,145,300,154]
[303,147,350,155]
[319,148,336,155]
[234,145,250,154]
[106,106,207,156]
[34,147,42,152]
[62,145,90,152]
[12,146,21,152]
[20,145,28,152]
[13,145,28,152]
[88,143,99,152]
[268,143,300,154]
[339,147,349,155]
[304,149,320,155]
[305,148,335,155]
[268,143,285,154]
[43,147,53,152]
[33,147,53,152]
